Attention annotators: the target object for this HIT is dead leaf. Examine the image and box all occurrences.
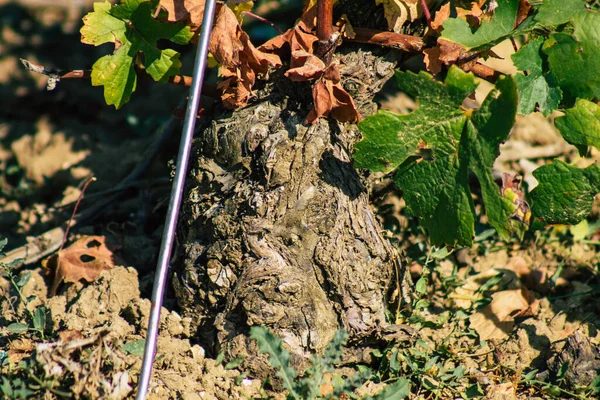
[515,0,532,28]
[469,288,538,341]
[376,0,433,32]
[285,50,326,81]
[42,236,115,297]
[423,46,442,75]
[8,338,34,363]
[209,4,281,108]
[158,0,206,31]
[431,3,450,31]
[505,256,550,294]
[438,38,466,65]
[305,65,360,124]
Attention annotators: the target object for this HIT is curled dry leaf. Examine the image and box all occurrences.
[158,0,206,31]
[376,0,435,32]
[42,236,115,297]
[260,9,359,124]
[469,287,539,341]
[209,4,281,108]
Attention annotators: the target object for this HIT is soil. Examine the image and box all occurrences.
[2,1,600,400]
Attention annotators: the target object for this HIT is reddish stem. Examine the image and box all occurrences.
[59,176,96,252]
[242,11,283,34]
[316,0,333,57]
[419,0,432,29]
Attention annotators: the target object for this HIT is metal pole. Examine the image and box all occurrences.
[135,1,217,398]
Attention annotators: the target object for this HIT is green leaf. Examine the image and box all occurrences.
[530,160,600,226]
[534,0,587,26]
[80,0,193,108]
[511,37,562,116]
[555,99,600,155]
[441,0,521,50]
[368,378,410,400]
[15,271,31,288]
[355,66,518,246]
[121,339,146,356]
[32,306,46,332]
[542,11,600,102]
[7,323,29,335]
[249,326,300,400]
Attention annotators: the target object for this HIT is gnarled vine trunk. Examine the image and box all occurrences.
[173,45,411,367]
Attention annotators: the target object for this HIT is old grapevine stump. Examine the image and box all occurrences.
[173,48,411,366]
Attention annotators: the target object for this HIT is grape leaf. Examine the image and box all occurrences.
[354,66,518,246]
[541,10,600,102]
[531,160,600,226]
[80,0,193,108]
[511,37,562,115]
[441,0,521,50]
[555,99,600,155]
[534,0,587,26]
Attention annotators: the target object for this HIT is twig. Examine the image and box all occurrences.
[50,178,171,211]
[242,11,283,34]
[461,62,502,83]
[418,0,433,29]
[348,28,425,53]
[59,176,96,253]
[20,58,217,95]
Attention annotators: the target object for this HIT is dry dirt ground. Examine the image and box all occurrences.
[1,2,600,399]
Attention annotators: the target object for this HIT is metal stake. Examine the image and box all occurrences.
[135,1,217,398]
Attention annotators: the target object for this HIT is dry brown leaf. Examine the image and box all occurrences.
[305,65,360,124]
[43,236,115,297]
[376,0,433,32]
[159,0,206,31]
[505,256,550,294]
[438,38,466,65]
[515,0,532,28]
[8,338,34,363]
[431,2,450,31]
[469,288,538,341]
[209,4,281,108]
[285,50,326,81]
[423,46,442,75]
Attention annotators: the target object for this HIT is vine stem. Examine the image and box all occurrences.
[419,0,432,29]
[316,0,333,58]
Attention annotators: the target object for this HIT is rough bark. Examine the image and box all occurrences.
[173,46,411,368]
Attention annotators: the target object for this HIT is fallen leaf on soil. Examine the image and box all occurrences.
[469,288,538,341]
[505,256,550,294]
[42,236,115,297]
[8,338,34,363]
[209,4,281,108]
[450,268,516,309]
[11,118,89,184]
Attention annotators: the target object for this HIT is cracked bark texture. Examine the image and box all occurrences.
[173,47,411,367]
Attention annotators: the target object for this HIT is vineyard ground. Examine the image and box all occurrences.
[1,2,600,399]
